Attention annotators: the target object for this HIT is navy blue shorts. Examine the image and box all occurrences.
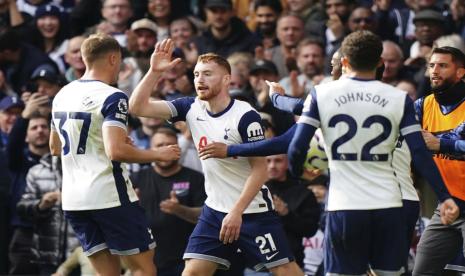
[183,205,294,271]
[324,207,405,275]
[64,201,156,256]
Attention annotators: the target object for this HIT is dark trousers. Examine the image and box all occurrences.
[8,227,38,275]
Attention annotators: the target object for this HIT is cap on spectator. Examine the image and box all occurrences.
[413,9,445,24]
[131,18,158,34]
[250,59,278,76]
[35,4,62,19]
[31,64,60,84]
[0,96,24,112]
[205,0,233,9]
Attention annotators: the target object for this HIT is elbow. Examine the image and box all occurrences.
[128,97,143,116]
[105,146,126,162]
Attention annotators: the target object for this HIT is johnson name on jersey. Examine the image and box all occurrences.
[299,78,421,211]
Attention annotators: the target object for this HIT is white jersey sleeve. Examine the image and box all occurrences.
[52,80,137,210]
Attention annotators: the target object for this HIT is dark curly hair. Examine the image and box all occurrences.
[341,31,382,71]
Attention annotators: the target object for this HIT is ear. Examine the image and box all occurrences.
[223,74,231,86]
[109,53,118,66]
[457,67,465,79]
[377,58,384,68]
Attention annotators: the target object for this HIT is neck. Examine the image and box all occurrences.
[205,91,232,114]
[29,145,49,156]
[211,24,232,40]
[433,80,465,105]
[281,45,294,56]
[156,18,170,27]
[44,38,55,53]
[111,22,127,33]
[346,70,376,80]
[82,68,114,84]
[154,163,181,177]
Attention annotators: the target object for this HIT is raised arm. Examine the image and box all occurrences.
[129,38,181,119]
[267,80,304,115]
[288,90,320,177]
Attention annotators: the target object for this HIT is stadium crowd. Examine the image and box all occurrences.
[0,0,464,275]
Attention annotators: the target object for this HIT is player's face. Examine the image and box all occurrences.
[266,154,288,181]
[112,51,122,84]
[26,118,50,148]
[331,51,342,80]
[429,53,464,90]
[151,133,178,170]
[194,62,228,101]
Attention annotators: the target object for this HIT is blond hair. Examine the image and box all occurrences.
[81,33,121,65]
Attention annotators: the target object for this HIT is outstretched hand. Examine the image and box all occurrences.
[198,142,228,160]
[150,39,182,73]
[154,144,181,161]
[265,80,285,99]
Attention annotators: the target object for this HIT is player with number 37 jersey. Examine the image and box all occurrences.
[52,80,136,210]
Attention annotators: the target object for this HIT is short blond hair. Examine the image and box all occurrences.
[197,53,231,74]
[81,33,121,64]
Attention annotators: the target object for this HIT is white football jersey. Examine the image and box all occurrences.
[52,80,137,211]
[299,78,421,210]
[166,98,273,214]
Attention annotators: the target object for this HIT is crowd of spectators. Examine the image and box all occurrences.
[0,0,460,274]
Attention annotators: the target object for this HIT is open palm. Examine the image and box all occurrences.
[150,38,182,73]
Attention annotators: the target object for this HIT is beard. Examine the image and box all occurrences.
[431,76,456,92]
[258,22,276,37]
[155,160,178,171]
[197,85,221,101]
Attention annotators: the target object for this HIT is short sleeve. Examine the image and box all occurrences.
[101,92,129,130]
[298,88,321,128]
[238,110,265,143]
[166,97,195,122]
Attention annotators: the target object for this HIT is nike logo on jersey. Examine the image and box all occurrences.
[265,251,279,261]
[196,117,206,121]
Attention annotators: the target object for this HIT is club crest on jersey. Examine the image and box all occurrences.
[118,99,128,114]
[173,182,190,196]
[247,122,265,142]
[224,128,230,140]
